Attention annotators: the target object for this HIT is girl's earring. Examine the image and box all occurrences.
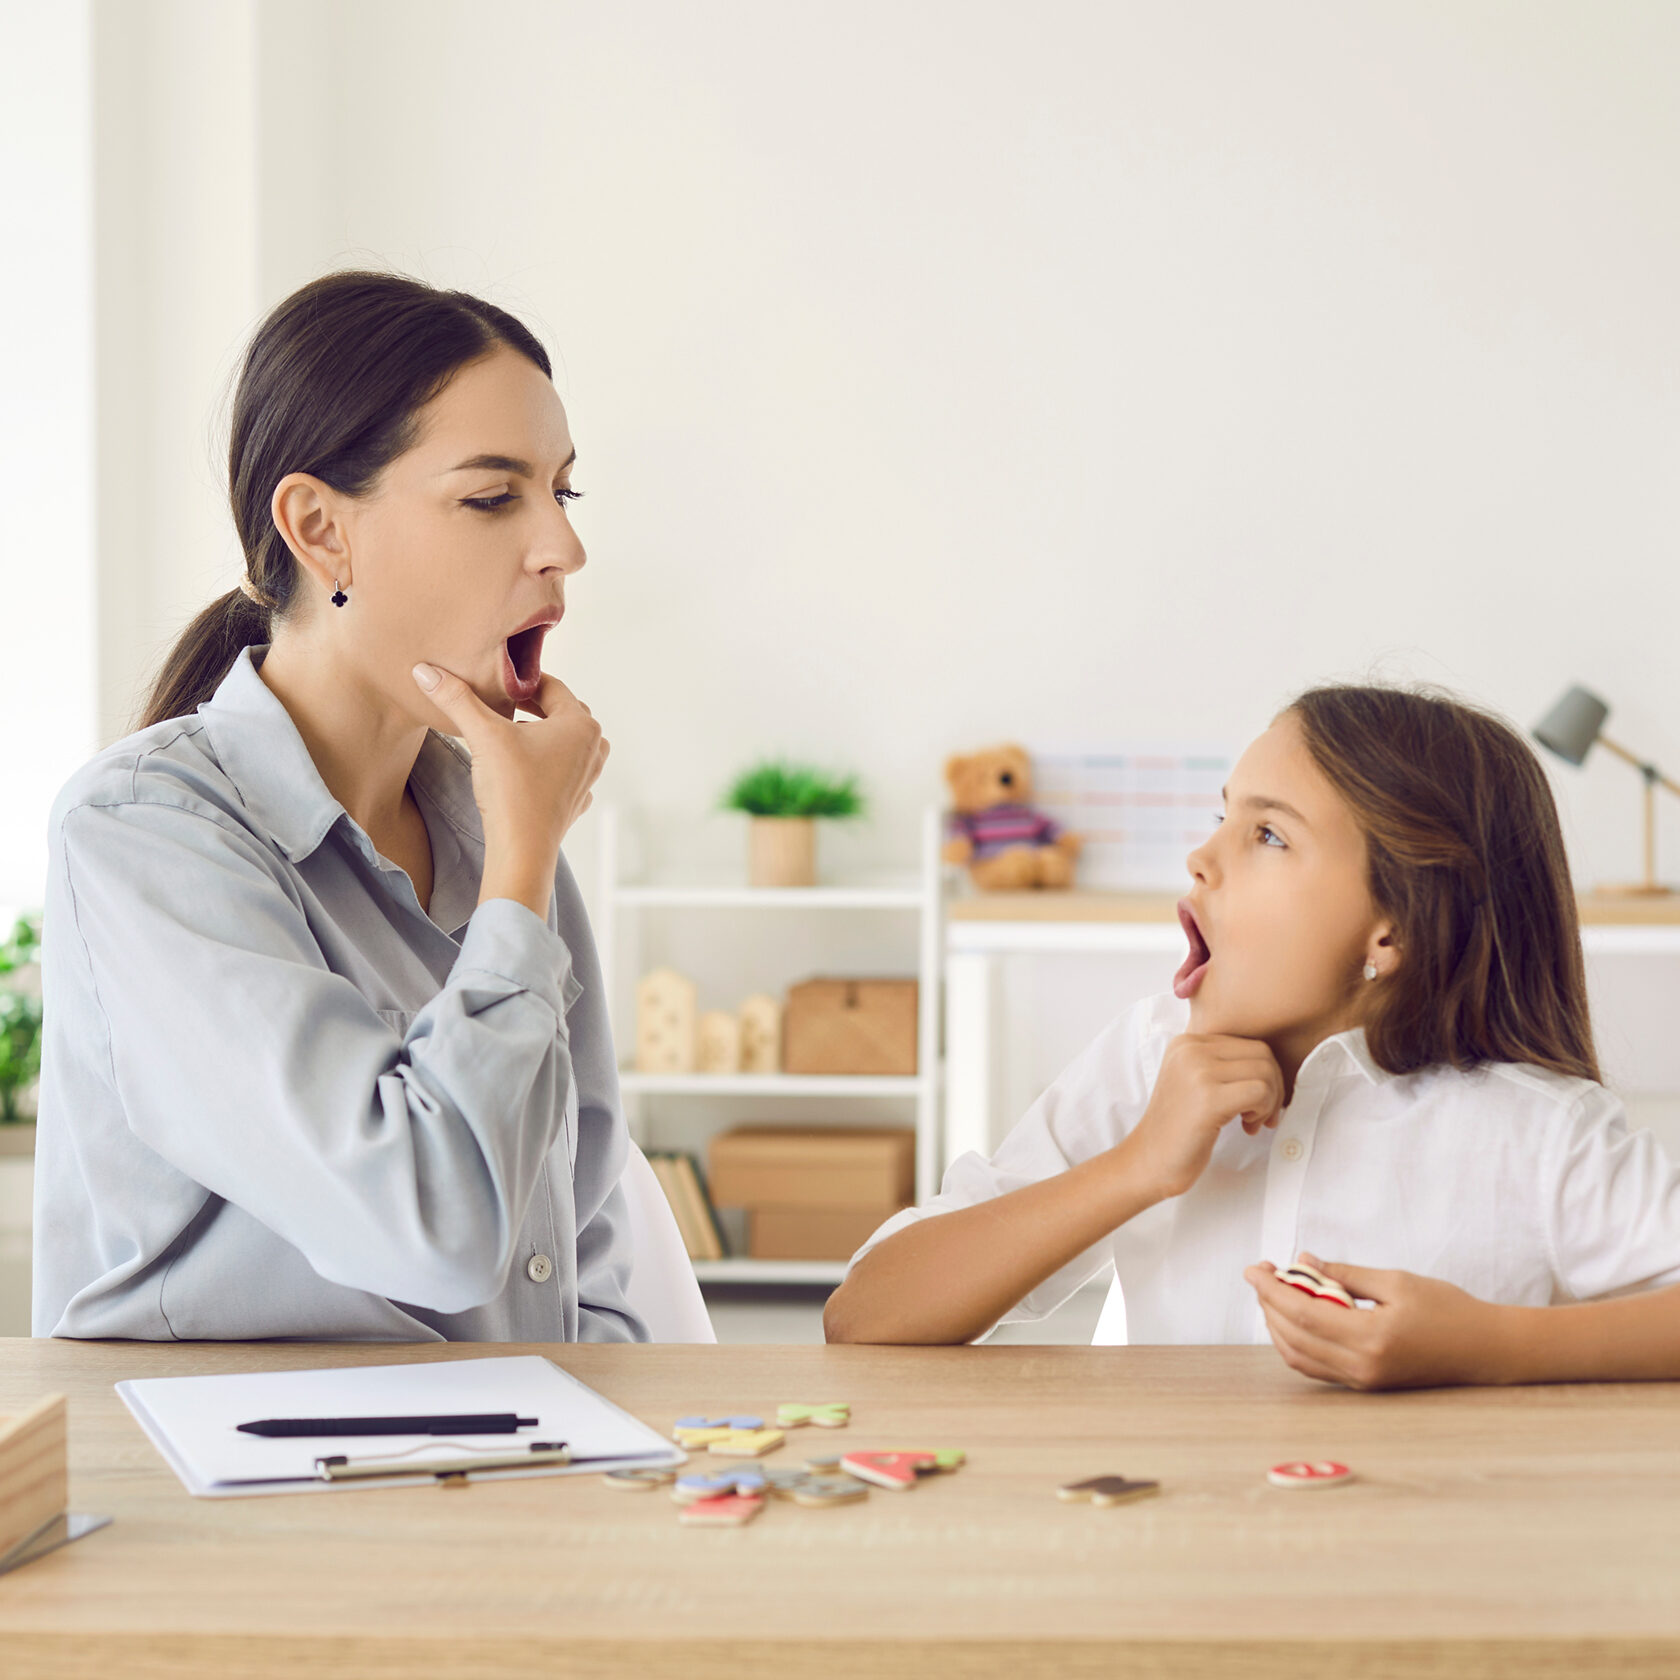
[1363,961,1378,982]
[331,580,348,608]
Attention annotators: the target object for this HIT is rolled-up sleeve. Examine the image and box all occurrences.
[1545,1084,1680,1303]
[60,796,576,1314]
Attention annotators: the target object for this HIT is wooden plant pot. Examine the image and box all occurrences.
[748,817,817,888]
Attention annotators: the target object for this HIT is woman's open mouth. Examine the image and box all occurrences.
[500,612,561,703]
[1173,899,1212,1000]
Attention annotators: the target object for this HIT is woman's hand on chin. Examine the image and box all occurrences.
[1244,1254,1505,1390]
[413,662,609,918]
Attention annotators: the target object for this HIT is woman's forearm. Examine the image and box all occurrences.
[823,1136,1168,1345]
[1481,1284,1680,1384]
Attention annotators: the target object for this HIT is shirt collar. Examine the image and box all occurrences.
[197,646,482,867]
[1296,1025,1388,1089]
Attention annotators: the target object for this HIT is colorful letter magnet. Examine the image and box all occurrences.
[1057,1475,1160,1507]
[776,1402,851,1430]
[1267,1459,1354,1489]
[1277,1260,1355,1309]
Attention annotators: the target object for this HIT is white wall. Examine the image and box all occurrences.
[12,1,1680,1113]
[290,0,1679,892]
[0,0,95,910]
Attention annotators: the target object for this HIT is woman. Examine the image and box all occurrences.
[33,270,647,1342]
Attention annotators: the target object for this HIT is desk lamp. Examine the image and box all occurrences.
[1533,685,1680,897]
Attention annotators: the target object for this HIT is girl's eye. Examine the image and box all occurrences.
[461,487,586,513]
[1257,824,1286,848]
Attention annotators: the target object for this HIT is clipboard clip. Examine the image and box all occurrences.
[315,1440,571,1484]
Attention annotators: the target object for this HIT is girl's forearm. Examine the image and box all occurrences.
[822,1136,1168,1345]
[1481,1284,1680,1384]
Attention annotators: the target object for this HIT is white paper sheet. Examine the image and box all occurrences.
[117,1354,684,1497]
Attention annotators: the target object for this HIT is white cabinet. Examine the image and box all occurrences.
[595,806,944,1285]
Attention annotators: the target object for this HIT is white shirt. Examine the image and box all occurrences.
[849,993,1680,1344]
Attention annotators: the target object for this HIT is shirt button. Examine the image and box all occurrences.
[526,1253,554,1284]
[1281,1138,1304,1162]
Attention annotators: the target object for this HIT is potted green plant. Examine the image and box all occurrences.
[0,913,43,1131]
[722,762,866,887]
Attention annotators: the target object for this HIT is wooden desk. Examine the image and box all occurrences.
[3,1339,1680,1677]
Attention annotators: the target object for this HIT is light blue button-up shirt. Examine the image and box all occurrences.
[32,645,647,1343]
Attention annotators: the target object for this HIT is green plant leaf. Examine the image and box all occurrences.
[720,761,866,819]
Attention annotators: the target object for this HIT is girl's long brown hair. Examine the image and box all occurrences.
[137,270,552,731]
[1287,684,1600,1084]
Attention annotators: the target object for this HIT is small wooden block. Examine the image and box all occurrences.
[707,1428,786,1459]
[1057,1475,1160,1507]
[697,1011,743,1075]
[673,1467,767,1504]
[1267,1459,1354,1490]
[789,1476,869,1508]
[739,994,783,1074]
[602,1467,677,1491]
[1277,1261,1356,1310]
[776,1402,851,1430]
[635,968,698,1075]
[677,1492,765,1528]
[0,1395,68,1560]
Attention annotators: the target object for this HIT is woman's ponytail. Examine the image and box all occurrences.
[133,268,552,732]
[136,589,272,732]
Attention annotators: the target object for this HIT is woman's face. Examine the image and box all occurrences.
[1175,713,1391,1064]
[335,345,585,723]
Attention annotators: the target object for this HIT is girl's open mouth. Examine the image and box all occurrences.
[1173,899,1212,1000]
[501,620,556,703]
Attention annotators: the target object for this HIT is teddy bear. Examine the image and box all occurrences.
[942,744,1082,890]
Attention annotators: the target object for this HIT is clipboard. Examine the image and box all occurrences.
[117,1355,685,1497]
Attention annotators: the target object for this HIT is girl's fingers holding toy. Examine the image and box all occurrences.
[1259,1304,1353,1386]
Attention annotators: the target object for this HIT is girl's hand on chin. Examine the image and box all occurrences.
[1124,1033,1284,1201]
[1244,1255,1501,1390]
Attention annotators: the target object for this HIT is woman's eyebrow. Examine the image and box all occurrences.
[443,448,578,477]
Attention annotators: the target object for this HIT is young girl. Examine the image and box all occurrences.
[825,684,1680,1387]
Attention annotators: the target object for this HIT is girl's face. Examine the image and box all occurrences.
[1176,713,1393,1066]
[327,346,586,723]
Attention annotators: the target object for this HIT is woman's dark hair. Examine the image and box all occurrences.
[1286,684,1600,1084]
[137,270,551,730]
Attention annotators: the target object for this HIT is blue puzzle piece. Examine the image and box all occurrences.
[673,1414,764,1431]
[675,1467,768,1499]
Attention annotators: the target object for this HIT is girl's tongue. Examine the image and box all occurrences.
[1173,899,1212,1000]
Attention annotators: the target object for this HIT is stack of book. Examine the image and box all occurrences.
[645,1150,727,1261]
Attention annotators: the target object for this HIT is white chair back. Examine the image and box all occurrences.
[618,1140,717,1343]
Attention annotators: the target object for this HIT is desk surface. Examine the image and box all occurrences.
[3,1339,1679,1679]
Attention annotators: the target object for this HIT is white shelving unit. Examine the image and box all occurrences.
[596,805,944,1287]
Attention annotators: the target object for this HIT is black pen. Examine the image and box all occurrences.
[236,1413,539,1438]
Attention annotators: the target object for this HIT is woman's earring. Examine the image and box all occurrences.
[1363,962,1378,982]
[331,580,348,608]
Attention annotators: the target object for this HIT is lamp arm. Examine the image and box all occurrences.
[1596,734,1680,801]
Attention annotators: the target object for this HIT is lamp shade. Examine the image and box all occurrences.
[1534,685,1610,767]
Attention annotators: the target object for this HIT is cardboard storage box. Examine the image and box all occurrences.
[748,1205,897,1262]
[782,978,919,1076]
[707,1126,916,1210]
